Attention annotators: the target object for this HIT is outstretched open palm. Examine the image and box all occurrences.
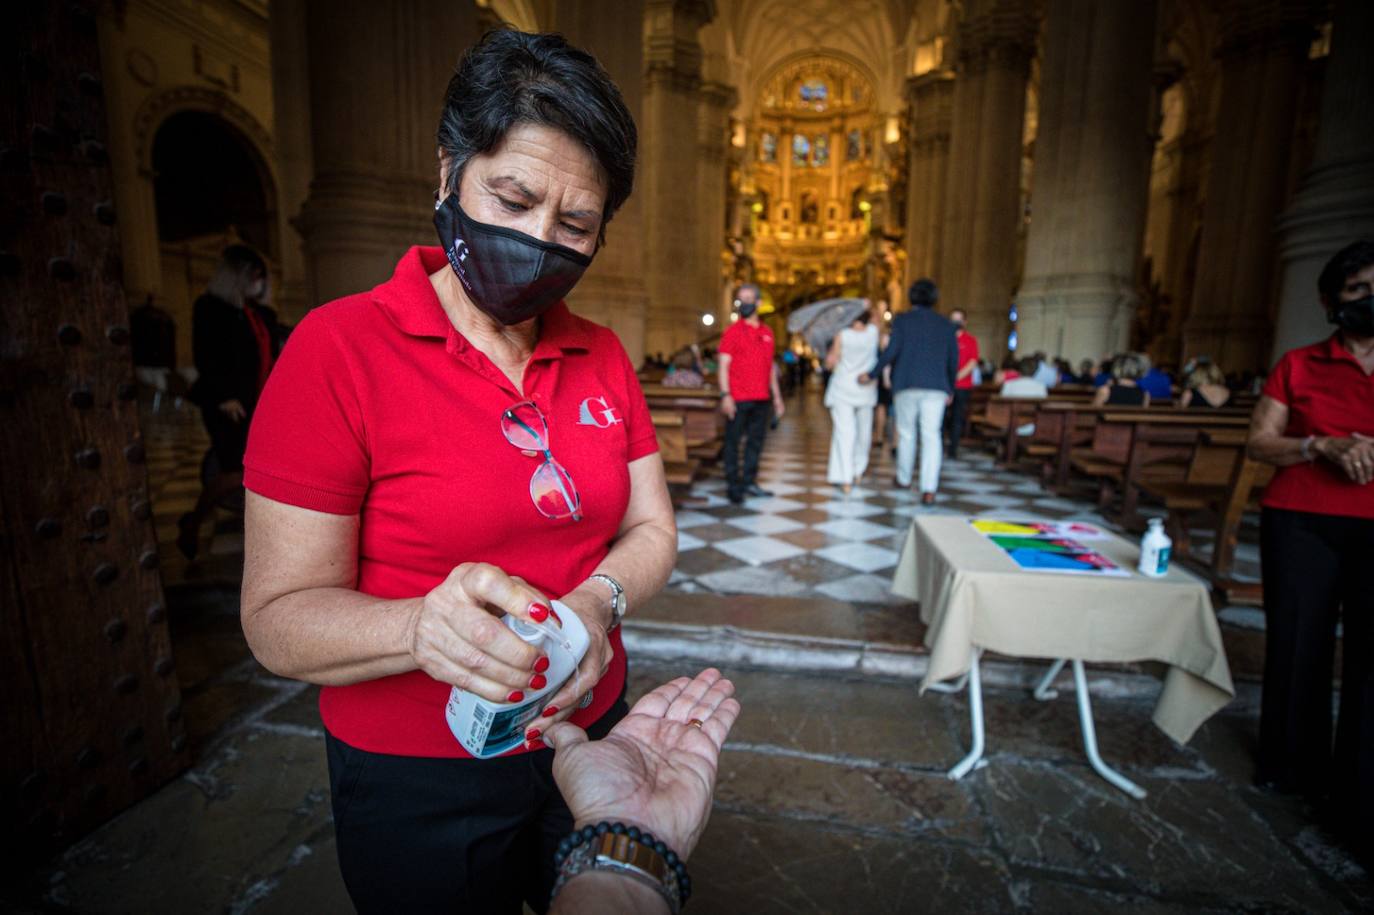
[547,668,740,860]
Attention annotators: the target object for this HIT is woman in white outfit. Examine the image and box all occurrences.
[824,310,880,494]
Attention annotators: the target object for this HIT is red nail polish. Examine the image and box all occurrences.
[507,690,524,703]
[526,739,546,751]
[530,674,547,690]
[528,603,550,623]
[548,607,563,627]
[533,656,550,673]
[525,728,541,741]
[542,705,559,718]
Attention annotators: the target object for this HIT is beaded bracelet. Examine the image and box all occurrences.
[550,821,692,912]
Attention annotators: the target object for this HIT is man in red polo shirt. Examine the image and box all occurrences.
[945,307,979,458]
[718,283,785,503]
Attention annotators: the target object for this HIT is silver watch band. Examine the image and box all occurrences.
[589,573,625,630]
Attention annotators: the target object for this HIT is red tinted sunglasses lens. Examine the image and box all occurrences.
[530,459,581,520]
[502,402,548,451]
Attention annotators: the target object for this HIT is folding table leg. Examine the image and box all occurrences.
[1032,658,1068,701]
[947,647,986,781]
[1071,660,1147,799]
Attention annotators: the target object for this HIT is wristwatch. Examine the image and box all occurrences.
[588,573,626,630]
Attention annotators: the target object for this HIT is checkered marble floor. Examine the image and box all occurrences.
[666,390,1262,604]
[138,390,1262,602]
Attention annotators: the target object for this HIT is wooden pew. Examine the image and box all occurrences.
[639,384,724,461]
[1093,412,1253,527]
[650,410,700,485]
[1140,429,1273,601]
[1048,403,1245,491]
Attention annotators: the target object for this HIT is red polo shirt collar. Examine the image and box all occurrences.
[371,246,593,360]
[1314,332,1373,373]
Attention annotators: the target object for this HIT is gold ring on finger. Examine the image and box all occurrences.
[687,718,704,729]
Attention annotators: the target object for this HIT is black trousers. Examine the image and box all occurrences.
[326,690,628,914]
[945,389,971,457]
[1259,508,1374,841]
[722,399,770,494]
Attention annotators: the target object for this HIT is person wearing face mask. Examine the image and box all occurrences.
[944,308,979,458]
[1247,238,1374,866]
[717,283,786,504]
[237,31,678,913]
[178,244,280,560]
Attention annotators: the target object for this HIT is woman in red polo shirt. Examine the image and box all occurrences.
[238,31,677,912]
[1247,239,1374,865]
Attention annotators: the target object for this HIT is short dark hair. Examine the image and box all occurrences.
[736,283,761,301]
[437,29,637,243]
[909,278,939,308]
[1317,239,1374,304]
[221,244,265,277]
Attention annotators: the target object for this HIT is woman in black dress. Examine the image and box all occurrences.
[178,244,282,558]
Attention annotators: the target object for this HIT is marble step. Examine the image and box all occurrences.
[625,590,1266,713]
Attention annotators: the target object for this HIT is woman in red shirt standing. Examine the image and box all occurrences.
[1248,239,1374,866]
[238,31,676,912]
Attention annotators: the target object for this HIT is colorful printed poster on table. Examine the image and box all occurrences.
[970,518,1129,577]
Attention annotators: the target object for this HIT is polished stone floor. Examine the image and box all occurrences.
[17,389,1368,913]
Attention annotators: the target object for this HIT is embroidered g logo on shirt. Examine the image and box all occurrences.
[578,396,622,428]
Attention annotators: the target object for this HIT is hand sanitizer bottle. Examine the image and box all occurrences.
[445,599,589,758]
[1138,518,1172,578]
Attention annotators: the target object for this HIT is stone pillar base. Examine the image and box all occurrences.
[1272,157,1374,359]
[1017,273,1135,362]
[295,173,433,305]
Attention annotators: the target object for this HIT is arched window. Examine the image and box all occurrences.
[791,134,810,166]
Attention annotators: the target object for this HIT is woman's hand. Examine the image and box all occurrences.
[1317,434,1374,484]
[546,668,740,860]
[408,563,549,702]
[524,590,614,742]
[218,399,247,422]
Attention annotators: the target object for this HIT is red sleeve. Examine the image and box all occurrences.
[717,324,738,356]
[243,312,370,514]
[611,334,659,462]
[1262,351,1293,406]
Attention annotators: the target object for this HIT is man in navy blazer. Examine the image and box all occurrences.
[861,279,958,504]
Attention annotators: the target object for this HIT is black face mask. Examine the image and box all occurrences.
[1330,295,1374,337]
[737,300,757,319]
[434,194,593,325]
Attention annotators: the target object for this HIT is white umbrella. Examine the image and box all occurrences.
[785,297,869,353]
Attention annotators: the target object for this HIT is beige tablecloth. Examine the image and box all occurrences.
[891,515,1235,744]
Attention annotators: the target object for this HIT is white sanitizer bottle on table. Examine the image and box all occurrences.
[1137,518,1172,578]
[445,599,589,759]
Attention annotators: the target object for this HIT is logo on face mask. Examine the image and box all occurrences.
[434,195,593,326]
[578,396,622,428]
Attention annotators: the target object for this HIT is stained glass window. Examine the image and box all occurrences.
[799,80,827,103]
[791,134,810,166]
[814,134,829,167]
[760,132,777,163]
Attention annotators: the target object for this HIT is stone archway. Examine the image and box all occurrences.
[129,89,280,368]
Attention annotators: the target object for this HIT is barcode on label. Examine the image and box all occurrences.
[474,705,491,725]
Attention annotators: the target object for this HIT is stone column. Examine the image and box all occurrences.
[268,0,312,322]
[1181,0,1314,371]
[696,80,736,337]
[641,0,714,359]
[293,0,480,306]
[550,0,650,366]
[939,0,1038,358]
[1271,0,1374,360]
[1016,0,1159,362]
[904,70,954,284]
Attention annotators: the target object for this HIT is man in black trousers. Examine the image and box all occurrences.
[718,284,785,504]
